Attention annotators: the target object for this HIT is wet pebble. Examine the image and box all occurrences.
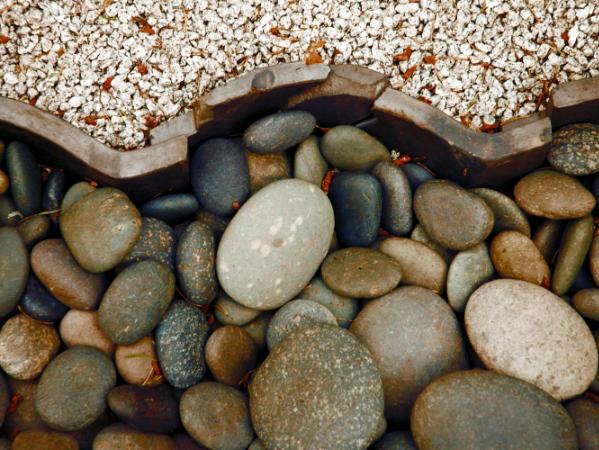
[42,171,65,216]
[120,217,175,270]
[19,275,68,322]
[61,181,96,212]
[138,193,199,224]
[243,312,272,350]
[214,294,261,326]
[294,135,328,186]
[246,150,291,193]
[321,125,390,171]
[115,336,162,387]
[205,325,258,385]
[0,227,29,317]
[472,187,531,236]
[12,429,79,450]
[572,288,599,321]
[566,398,599,450]
[373,161,413,236]
[243,111,315,154]
[533,220,564,263]
[299,276,358,328]
[410,224,454,263]
[548,123,599,175]
[93,423,177,450]
[6,141,41,216]
[17,215,51,247]
[60,310,114,354]
[490,231,550,285]
[399,162,435,191]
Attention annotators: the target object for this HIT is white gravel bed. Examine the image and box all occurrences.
[0,0,597,150]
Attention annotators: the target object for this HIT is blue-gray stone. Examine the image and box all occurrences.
[0,227,29,317]
[42,171,65,214]
[19,276,68,322]
[119,217,175,270]
[139,193,199,225]
[373,161,413,236]
[299,277,359,328]
[6,141,41,216]
[399,162,435,191]
[243,111,316,154]
[321,125,390,171]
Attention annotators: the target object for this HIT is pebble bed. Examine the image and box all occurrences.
[0,108,598,449]
[0,0,597,149]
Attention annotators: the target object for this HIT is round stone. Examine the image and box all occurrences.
[321,125,390,171]
[548,123,599,175]
[180,382,255,450]
[139,193,199,224]
[266,299,337,350]
[0,314,59,380]
[378,237,447,293]
[115,336,162,387]
[61,181,95,212]
[93,423,177,450]
[11,429,79,450]
[514,169,596,219]
[373,161,413,236]
[250,324,385,449]
[17,215,51,247]
[120,217,175,270]
[472,187,531,236]
[6,141,41,216]
[374,431,417,450]
[243,312,272,350]
[294,135,328,186]
[350,286,468,423]
[572,288,599,321]
[217,179,334,310]
[214,294,261,326]
[0,227,29,317]
[98,260,175,345]
[329,172,382,247]
[565,398,599,450]
[205,325,258,385]
[155,299,209,389]
[59,310,114,354]
[107,385,179,433]
[410,223,454,263]
[414,180,494,251]
[190,138,250,216]
[411,369,578,450]
[399,162,435,191]
[246,150,291,193]
[60,187,142,272]
[490,231,550,285]
[35,346,116,431]
[533,220,564,263]
[242,111,315,154]
[176,221,217,305]
[465,279,598,400]
[299,276,359,328]
[321,247,402,298]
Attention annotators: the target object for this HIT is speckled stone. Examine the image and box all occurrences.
[321,125,390,171]
[372,161,413,236]
[379,237,447,293]
[6,141,41,216]
[410,224,454,264]
[490,231,550,285]
[321,247,402,299]
[99,260,175,345]
[139,193,199,224]
[411,369,578,450]
[299,276,359,328]
[250,324,385,449]
[533,220,564,263]
[267,299,337,350]
[205,325,258,385]
[61,181,95,212]
[552,214,594,295]
[36,346,116,431]
[246,150,291,193]
[120,217,175,270]
[180,382,255,450]
[155,299,209,389]
[214,294,261,326]
[548,123,599,175]
[217,179,334,310]
[0,371,8,428]
[351,286,468,423]
[514,169,596,219]
[191,138,250,216]
[446,243,494,313]
[176,221,217,305]
[466,279,598,400]
[243,312,272,350]
[374,431,417,450]
[0,314,59,380]
[399,162,435,191]
[572,289,599,321]
[93,423,177,450]
[59,310,114,354]
[17,215,51,247]
[60,187,142,272]
[472,187,531,237]
[115,336,162,387]
[12,429,79,450]
[107,385,179,433]
[414,180,494,251]
[243,111,316,154]
[3,378,45,436]
[566,398,599,450]
[294,135,328,186]
[591,235,599,287]
[0,226,29,317]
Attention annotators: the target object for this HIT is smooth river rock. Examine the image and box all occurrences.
[472,187,531,236]
[139,193,199,224]
[565,398,599,450]
[572,288,599,321]
[410,223,454,264]
[372,161,413,236]
[548,123,599,175]
[490,231,550,285]
[59,309,114,354]
[374,431,417,450]
[17,215,51,247]
[11,429,79,450]
[115,336,162,387]
[414,180,494,251]
[0,226,29,317]
[120,217,175,270]
[243,312,273,351]
[217,179,334,310]
[214,294,261,326]
[533,219,564,263]
[294,135,328,186]
[93,423,177,450]
[250,324,385,449]
[465,279,598,400]
[6,141,41,216]
[246,150,291,193]
[299,276,359,328]
[590,235,599,286]
[321,125,390,171]
[205,325,258,385]
[243,111,315,154]
[61,181,95,212]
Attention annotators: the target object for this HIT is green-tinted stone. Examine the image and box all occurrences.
[243,111,315,154]
[120,217,175,270]
[214,294,261,326]
[548,123,599,175]
[472,187,531,236]
[299,276,359,328]
[0,226,29,317]
[410,223,454,263]
[321,125,390,171]
[294,135,328,186]
[533,220,564,263]
[17,215,51,247]
[373,161,413,236]
[6,141,41,216]
[61,181,96,212]
[0,194,21,226]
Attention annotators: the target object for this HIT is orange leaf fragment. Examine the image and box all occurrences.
[0,35,10,44]
[402,65,417,81]
[417,95,432,105]
[393,47,412,63]
[29,96,39,106]
[423,55,436,64]
[136,62,148,75]
[101,76,113,92]
[270,27,281,36]
[83,116,98,126]
[144,115,160,129]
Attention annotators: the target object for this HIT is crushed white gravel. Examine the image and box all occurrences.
[0,0,597,150]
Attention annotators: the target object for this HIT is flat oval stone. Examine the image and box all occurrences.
[42,171,65,215]
[299,276,359,328]
[533,220,564,263]
[548,123,599,175]
[322,247,402,298]
[19,275,68,322]
[329,172,382,246]
[0,194,21,226]
[411,369,578,450]
[351,286,468,423]
[514,169,596,219]
[60,310,114,354]
[12,429,79,450]
[246,150,291,193]
[552,214,594,295]
[410,223,454,263]
[214,294,261,326]
[139,193,199,224]
[0,169,8,195]
[115,336,162,387]
[60,187,142,272]
[591,235,599,286]
[321,125,390,171]
[465,279,598,400]
[107,385,179,433]
[6,141,41,216]
[294,135,328,186]
[472,187,531,236]
[176,221,217,305]
[379,237,447,293]
[191,138,250,216]
[565,398,599,450]
[572,288,599,321]
[266,299,337,350]
[18,215,50,247]
[155,299,209,389]
[99,260,175,345]
[0,314,60,380]
[243,111,315,154]
[399,162,435,191]
[120,217,175,270]
[446,243,494,313]
[373,162,413,236]
[93,423,177,450]
[61,181,95,212]
[243,312,272,350]
[217,179,334,310]
[205,325,258,385]
[250,324,385,449]
[374,431,417,450]
[415,180,494,251]
[31,239,106,310]
[0,227,29,317]
[180,382,254,450]
[490,231,550,285]
[36,346,116,431]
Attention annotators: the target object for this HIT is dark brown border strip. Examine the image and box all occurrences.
[547,77,599,129]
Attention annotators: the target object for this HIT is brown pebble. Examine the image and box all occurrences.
[60,310,115,354]
[12,429,79,450]
[532,220,564,263]
[0,170,9,195]
[590,235,599,286]
[93,423,177,450]
[572,289,599,321]
[490,231,550,285]
[205,326,258,386]
[246,150,291,193]
[115,336,163,387]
